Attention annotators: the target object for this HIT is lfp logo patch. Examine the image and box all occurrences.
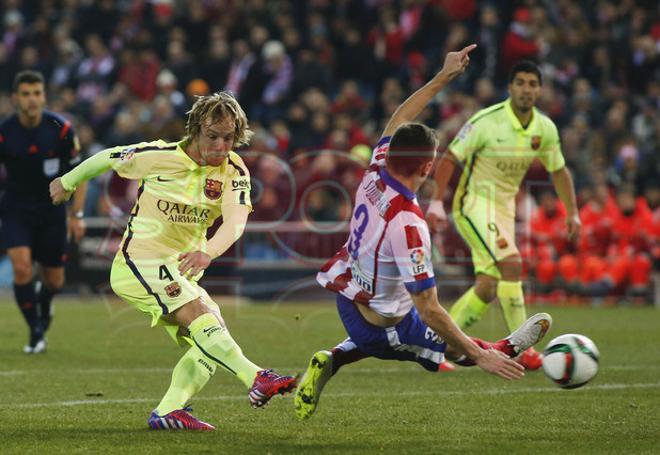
[410,248,425,265]
[204,179,223,200]
[120,147,135,161]
[410,248,426,274]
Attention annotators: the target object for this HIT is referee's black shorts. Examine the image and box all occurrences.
[0,197,67,267]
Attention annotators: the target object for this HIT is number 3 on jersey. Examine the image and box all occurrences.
[348,204,369,259]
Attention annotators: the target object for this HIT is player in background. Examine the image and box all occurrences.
[294,46,552,420]
[426,61,581,370]
[0,70,87,354]
[50,92,296,431]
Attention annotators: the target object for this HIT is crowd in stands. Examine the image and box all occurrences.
[0,0,658,301]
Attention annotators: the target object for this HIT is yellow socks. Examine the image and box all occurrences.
[449,287,490,329]
[155,346,215,415]
[189,313,261,388]
[498,280,527,332]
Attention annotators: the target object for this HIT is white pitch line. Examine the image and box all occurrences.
[0,364,657,377]
[9,382,660,410]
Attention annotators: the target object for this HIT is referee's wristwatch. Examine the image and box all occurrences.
[70,210,84,219]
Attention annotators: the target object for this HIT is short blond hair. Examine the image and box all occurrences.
[185,91,253,147]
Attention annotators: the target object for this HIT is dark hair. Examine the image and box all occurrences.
[386,123,438,177]
[509,60,543,85]
[13,70,45,92]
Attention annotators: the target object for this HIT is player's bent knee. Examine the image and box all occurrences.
[498,256,523,281]
[12,263,33,284]
[169,298,211,328]
[475,275,498,302]
[43,275,65,291]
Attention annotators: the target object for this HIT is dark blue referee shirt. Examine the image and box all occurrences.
[0,110,80,207]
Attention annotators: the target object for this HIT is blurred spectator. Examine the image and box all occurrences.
[156,69,186,116]
[76,34,116,105]
[240,40,293,125]
[103,110,142,147]
[50,39,82,91]
[530,192,571,294]
[500,8,542,76]
[335,26,373,83]
[165,40,195,89]
[476,5,501,80]
[591,186,655,301]
[250,155,294,223]
[2,9,24,57]
[142,96,185,142]
[0,44,18,89]
[225,39,256,98]
[186,78,209,99]
[331,80,367,118]
[291,48,333,98]
[261,41,293,111]
[202,39,230,92]
[118,46,160,102]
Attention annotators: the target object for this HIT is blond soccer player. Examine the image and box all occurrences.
[426,61,581,370]
[50,92,296,431]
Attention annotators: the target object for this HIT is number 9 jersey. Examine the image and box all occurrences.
[316,137,436,318]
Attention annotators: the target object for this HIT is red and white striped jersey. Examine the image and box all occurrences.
[317,137,436,318]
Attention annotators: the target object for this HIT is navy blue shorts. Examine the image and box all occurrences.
[336,294,446,371]
[0,199,67,267]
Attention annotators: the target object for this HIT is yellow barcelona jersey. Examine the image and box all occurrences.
[62,140,252,260]
[449,99,565,219]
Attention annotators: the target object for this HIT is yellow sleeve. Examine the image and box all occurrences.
[108,141,172,179]
[537,120,565,172]
[61,141,168,191]
[222,153,253,211]
[448,119,484,163]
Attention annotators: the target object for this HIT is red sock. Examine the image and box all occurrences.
[330,347,369,375]
[454,337,515,366]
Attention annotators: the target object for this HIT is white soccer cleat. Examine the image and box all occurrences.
[504,313,552,356]
[24,337,47,354]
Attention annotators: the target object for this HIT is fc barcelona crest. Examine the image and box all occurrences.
[531,135,541,150]
[165,282,182,298]
[204,179,223,200]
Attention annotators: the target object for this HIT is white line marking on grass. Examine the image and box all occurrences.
[11,382,660,409]
[1,364,658,377]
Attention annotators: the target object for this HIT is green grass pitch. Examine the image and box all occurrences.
[1,296,659,454]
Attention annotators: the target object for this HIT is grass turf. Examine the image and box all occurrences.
[0,296,658,454]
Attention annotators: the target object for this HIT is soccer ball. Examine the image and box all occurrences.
[541,334,599,389]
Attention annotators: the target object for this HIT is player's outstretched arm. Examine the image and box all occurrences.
[50,149,115,205]
[551,167,581,241]
[410,288,525,380]
[49,177,73,205]
[380,44,476,139]
[426,151,460,232]
[67,182,88,242]
[177,204,250,277]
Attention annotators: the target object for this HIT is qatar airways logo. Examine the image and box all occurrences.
[495,159,532,175]
[156,200,211,224]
